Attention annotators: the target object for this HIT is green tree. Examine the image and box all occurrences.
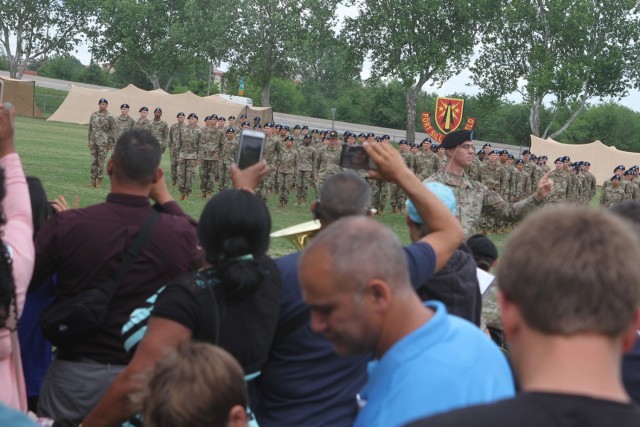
[38,55,86,81]
[472,0,640,138]
[344,0,484,145]
[80,63,110,86]
[0,0,94,78]
[225,0,340,107]
[90,0,217,91]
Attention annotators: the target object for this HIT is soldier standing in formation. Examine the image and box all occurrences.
[296,134,316,205]
[415,138,438,181]
[478,150,507,234]
[112,103,135,149]
[510,160,531,202]
[600,175,626,207]
[135,106,152,131]
[168,112,185,186]
[199,115,223,198]
[218,128,238,192]
[389,140,414,213]
[149,107,169,153]
[316,130,342,193]
[544,157,571,205]
[177,113,202,200]
[87,98,115,188]
[278,136,299,207]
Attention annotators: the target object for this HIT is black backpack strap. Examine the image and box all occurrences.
[114,208,161,284]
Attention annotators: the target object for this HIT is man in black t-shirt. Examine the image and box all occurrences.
[407,206,640,427]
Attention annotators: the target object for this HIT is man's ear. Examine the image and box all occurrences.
[365,279,392,313]
[622,309,640,353]
[310,200,319,219]
[227,405,248,427]
[498,290,520,341]
[106,158,114,176]
[152,167,163,184]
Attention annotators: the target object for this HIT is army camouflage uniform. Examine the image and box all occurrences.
[88,110,115,183]
[168,122,185,185]
[134,118,153,132]
[574,172,587,204]
[510,169,531,203]
[428,169,544,239]
[584,171,597,202]
[113,115,135,148]
[599,184,626,208]
[200,127,223,196]
[625,178,640,200]
[467,156,482,181]
[478,163,506,233]
[296,144,317,204]
[481,284,502,330]
[278,145,299,206]
[177,125,202,197]
[316,144,342,192]
[150,119,170,153]
[389,151,415,213]
[435,155,447,173]
[218,137,239,191]
[523,162,538,194]
[414,151,438,181]
[545,169,570,205]
[256,135,282,201]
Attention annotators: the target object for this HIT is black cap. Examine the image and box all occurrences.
[328,130,339,139]
[584,162,590,166]
[295,125,302,130]
[366,132,375,138]
[399,140,408,145]
[187,113,198,119]
[615,165,626,172]
[303,134,311,140]
[98,98,108,104]
[210,114,218,120]
[467,234,498,262]
[383,134,390,139]
[218,116,226,121]
[482,143,492,149]
[422,137,433,144]
[154,107,162,113]
[562,156,571,161]
[176,112,185,117]
[242,121,251,126]
[240,113,248,119]
[283,125,290,131]
[120,103,129,109]
[254,124,262,129]
[508,153,514,159]
[312,129,319,134]
[441,130,474,149]
[228,115,236,120]
[226,127,235,133]
[522,150,531,155]
[611,175,621,181]
[139,107,149,112]
[302,125,309,130]
[285,136,293,141]
[624,170,634,176]
[555,157,563,163]
[516,159,524,165]
[499,150,508,155]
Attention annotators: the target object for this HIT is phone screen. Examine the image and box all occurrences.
[340,145,378,170]
[237,131,266,169]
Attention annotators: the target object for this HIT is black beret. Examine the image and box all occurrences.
[562,156,571,161]
[615,165,626,172]
[555,157,563,163]
[399,140,408,145]
[242,121,251,126]
[98,98,108,104]
[210,114,218,119]
[328,130,339,139]
[187,113,198,119]
[522,150,531,155]
[467,234,498,262]
[154,107,162,113]
[176,112,185,117]
[285,136,293,141]
[312,129,319,134]
[383,134,390,139]
[283,125,290,131]
[482,143,491,149]
[226,127,235,133]
[228,115,236,120]
[611,175,621,181]
[120,103,129,109]
[218,116,225,121]
[295,125,302,130]
[366,132,376,138]
[422,137,433,144]
[253,124,262,129]
[139,107,149,112]
[583,162,590,166]
[240,114,248,118]
[624,170,634,176]
[500,150,508,155]
[358,132,366,137]
[508,153,514,159]
[516,159,524,165]
[303,134,311,139]
[302,125,309,129]
[254,117,261,122]
[441,130,474,149]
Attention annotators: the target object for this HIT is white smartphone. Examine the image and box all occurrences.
[236,129,266,169]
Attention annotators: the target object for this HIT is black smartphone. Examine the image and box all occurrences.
[236,129,266,169]
[339,144,378,170]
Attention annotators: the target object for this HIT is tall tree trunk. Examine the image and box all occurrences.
[405,85,421,146]
[529,98,542,137]
[261,80,271,107]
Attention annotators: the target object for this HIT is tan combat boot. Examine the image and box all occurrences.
[89,178,96,188]
[171,178,177,186]
[96,179,102,189]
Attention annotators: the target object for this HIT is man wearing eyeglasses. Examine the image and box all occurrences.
[428,130,553,239]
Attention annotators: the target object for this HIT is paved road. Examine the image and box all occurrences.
[2,71,526,154]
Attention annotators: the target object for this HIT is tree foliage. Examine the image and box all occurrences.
[344,0,486,145]
[473,0,640,138]
[0,0,94,78]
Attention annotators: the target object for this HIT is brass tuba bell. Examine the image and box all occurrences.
[270,220,321,250]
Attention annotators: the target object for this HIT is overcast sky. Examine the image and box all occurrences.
[70,3,640,112]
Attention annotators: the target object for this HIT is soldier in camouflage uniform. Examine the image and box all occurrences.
[278,136,299,207]
[218,128,239,192]
[135,107,153,132]
[428,130,553,239]
[583,162,597,202]
[292,125,304,145]
[478,150,506,234]
[467,150,483,181]
[600,175,626,207]
[177,113,202,200]
[87,98,115,188]
[414,139,438,181]
[389,140,414,213]
[545,158,570,205]
[255,123,282,201]
[434,144,447,172]
[363,133,388,214]
[150,107,169,153]
[316,131,343,193]
[168,112,186,186]
[623,170,640,200]
[574,163,588,204]
[113,103,135,149]
[296,134,317,205]
[510,160,531,203]
[200,118,223,198]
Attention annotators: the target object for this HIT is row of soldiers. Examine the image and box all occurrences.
[599,165,640,207]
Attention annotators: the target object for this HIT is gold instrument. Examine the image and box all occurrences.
[270,220,321,250]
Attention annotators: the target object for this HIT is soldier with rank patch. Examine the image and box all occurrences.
[296,134,317,205]
[88,98,116,188]
[218,128,239,192]
[135,106,152,132]
[199,116,224,198]
[177,113,202,200]
[316,130,343,193]
[149,107,169,153]
[168,112,186,186]
[279,136,299,207]
[113,103,135,149]
[600,175,626,207]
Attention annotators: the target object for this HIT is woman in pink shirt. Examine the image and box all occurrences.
[0,103,35,410]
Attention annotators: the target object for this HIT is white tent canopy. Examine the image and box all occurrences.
[530,135,640,185]
[48,84,273,125]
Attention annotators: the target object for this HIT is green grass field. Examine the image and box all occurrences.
[13,116,601,258]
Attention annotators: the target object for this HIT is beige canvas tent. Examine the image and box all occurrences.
[0,76,42,117]
[48,84,272,125]
[530,135,640,185]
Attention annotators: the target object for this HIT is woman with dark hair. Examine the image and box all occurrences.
[83,167,281,427]
[0,103,35,411]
